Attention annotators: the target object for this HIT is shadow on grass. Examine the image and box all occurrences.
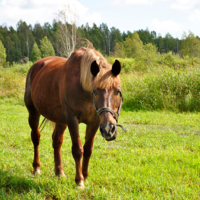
[0,170,41,195]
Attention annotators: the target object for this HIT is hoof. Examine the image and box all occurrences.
[76,180,85,190]
[55,170,66,178]
[32,168,40,175]
[59,171,66,178]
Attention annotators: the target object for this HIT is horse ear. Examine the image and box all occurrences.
[91,60,100,77]
[112,60,121,76]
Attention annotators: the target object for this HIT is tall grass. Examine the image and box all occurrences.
[106,56,135,73]
[0,62,32,104]
[121,68,200,112]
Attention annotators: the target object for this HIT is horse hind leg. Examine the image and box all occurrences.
[52,123,67,177]
[27,105,41,175]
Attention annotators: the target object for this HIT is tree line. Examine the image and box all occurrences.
[0,19,200,66]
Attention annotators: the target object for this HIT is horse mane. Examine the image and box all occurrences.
[80,48,120,91]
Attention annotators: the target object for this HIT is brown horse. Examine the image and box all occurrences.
[24,47,124,189]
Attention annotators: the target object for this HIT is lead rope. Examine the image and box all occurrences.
[39,117,48,132]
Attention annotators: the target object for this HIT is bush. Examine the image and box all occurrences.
[0,62,32,104]
[11,62,33,75]
[134,43,159,72]
[0,69,25,99]
[121,68,200,112]
[106,57,135,74]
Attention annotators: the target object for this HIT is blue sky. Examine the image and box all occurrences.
[0,0,199,38]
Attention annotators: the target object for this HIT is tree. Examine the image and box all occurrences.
[0,40,6,67]
[113,42,125,58]
[40,36,55,58]
[181,31,200,58]
[124,32,143,58]
[30,42,41,62]
[100,23,111,55]
[55,5,79,57]
[17,20,34,61]
[110,27,123,52]
[33,23,44,45]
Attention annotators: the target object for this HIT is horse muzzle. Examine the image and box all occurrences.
[100,122,117,141]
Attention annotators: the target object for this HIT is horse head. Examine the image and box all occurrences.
[91,60,123,141]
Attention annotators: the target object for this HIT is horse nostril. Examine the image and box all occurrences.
[100,123,115,134]
[110,124,115,133]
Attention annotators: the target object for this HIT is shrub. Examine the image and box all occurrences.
[134,43,159,72]
[106,57,135,73]
[0,69,25,99]
[121,68,200,112]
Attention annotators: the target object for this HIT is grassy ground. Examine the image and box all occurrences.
[0,102,200,199]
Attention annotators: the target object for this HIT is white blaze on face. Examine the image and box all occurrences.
[105,89,108,107]
[105,89,108,95]
[105,89,113,108]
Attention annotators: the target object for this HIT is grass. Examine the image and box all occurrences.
[0,102,200,199]
[121,67,200,112]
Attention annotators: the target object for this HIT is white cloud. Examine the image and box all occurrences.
[170,0,200,10]
[152,19,182,32]
[0,0,89,28]
[112,0,156,6]
[189,9,200,22]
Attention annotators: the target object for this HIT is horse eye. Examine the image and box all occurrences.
[117,90,121,95]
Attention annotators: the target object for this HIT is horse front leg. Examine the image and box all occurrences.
[67,116,84,189]
[52,123,67,177]
[82,122,99,182]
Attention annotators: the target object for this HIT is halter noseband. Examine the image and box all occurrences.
[93,91,127,132]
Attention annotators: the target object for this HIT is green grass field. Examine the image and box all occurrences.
[0,102,200,199]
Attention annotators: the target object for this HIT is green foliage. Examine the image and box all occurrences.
[112,42,126,58]
[40,36,55,58]
[11,61,33,75]
[0,69,25,99]
[134,43,158,71]
[124,32,143,58]
[106,56,135,73]
[30,42,41,62]
[0,40,6,67]
[121,68,200,112]
[0,20,200,65]
[0,62,32,103]
[181,31,200,58]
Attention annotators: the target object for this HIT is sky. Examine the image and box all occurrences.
[0,0,199,39]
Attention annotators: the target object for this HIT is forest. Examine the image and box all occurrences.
[0,19,200,66]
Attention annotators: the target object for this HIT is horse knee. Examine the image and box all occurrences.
[83,146,93,158]
[72,144,83,159]
[53,139,63,149]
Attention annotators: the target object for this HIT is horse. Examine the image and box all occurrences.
[24,47,125,189]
